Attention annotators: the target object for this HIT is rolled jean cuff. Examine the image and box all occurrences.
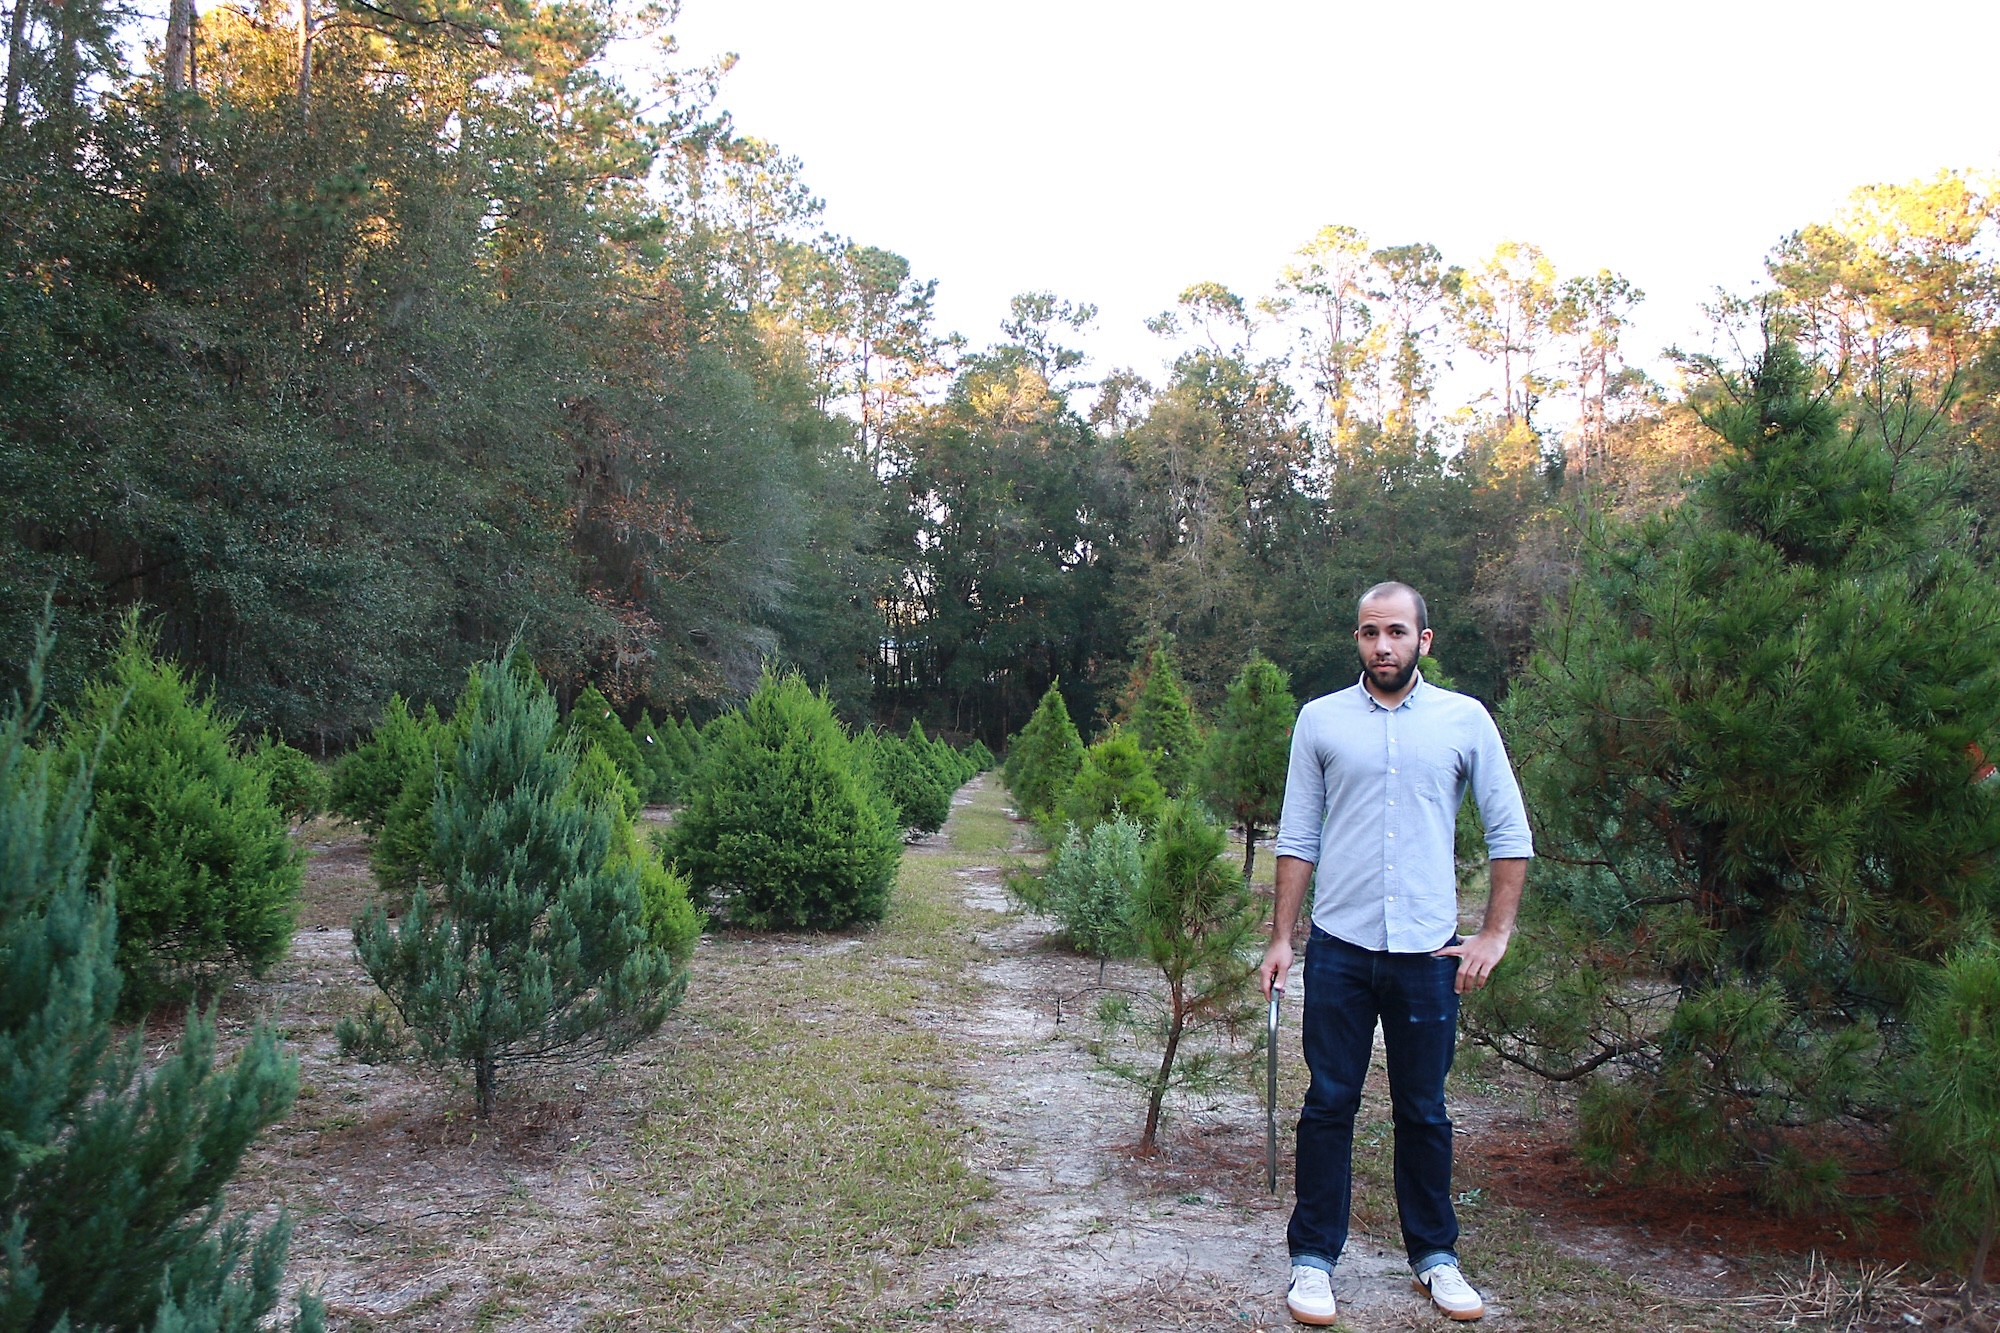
[1290,1253,1336,1276]
[1410,1250,1458,1276]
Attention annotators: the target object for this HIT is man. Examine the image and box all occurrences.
[1261,582,1531,1325]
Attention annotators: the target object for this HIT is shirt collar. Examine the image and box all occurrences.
[1358,669,1426,712]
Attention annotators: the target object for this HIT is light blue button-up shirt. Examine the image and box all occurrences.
[1273,673,1533,953]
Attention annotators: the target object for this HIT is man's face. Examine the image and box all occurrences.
[1354,592,1433,696]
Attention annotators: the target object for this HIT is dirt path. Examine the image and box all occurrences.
[913,780,1456,1332]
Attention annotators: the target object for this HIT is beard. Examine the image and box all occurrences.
[1365,654,1419,694]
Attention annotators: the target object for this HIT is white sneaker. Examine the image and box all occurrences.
[1413,1260,1484,1320]
[1286,1264,1338,1326]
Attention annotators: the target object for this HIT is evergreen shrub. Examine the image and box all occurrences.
[2,626,321,1333]
[1906,938,2000,1303]
[1129,643,1203,796]
[1043,815,1143,962]
[569,684,648,796]
[1201,652,1295,879]
[353,659,688,1116]
[329,696,434,832]
[1003,683,1083,818]
[664,669,899,929]
[61,617,300,1005]
[630,709,681,803]
[1059,730,1166,832]
[251,734,332,822]
[872,729,950,835]
[966,739,996,772]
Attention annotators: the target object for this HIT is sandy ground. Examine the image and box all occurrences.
[215,780,1998,1332]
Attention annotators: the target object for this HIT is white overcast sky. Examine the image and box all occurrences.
[648,0,2000,384]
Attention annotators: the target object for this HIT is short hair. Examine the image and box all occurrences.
[1357,581,1428,634]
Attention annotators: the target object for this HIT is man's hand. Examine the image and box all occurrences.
[1432,929,1510,994]
[1261,937,1292,999]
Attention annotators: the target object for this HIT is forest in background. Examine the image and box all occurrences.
[5,0,2000,744]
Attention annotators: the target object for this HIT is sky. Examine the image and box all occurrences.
[645,0,2000,386]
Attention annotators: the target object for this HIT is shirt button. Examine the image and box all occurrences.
[1387,831,1395,838]
[1388,800,1395,806]
[1387,896,1395,902]
[1387,864,1394,870]
[1390,767,1397,774]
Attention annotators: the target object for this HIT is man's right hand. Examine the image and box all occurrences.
[1261,936,1292,999]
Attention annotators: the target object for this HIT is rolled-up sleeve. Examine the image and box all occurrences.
[1273,704,1326,863]
[1468,708,1533,860]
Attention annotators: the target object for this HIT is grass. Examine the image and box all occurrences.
[592,786,1007,1330]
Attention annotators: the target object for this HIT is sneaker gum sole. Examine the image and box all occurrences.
[1410,1276,1485,1321]
[1286,1298,1340,1328]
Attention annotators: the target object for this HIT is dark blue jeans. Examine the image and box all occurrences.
[1287,926,1461,1275]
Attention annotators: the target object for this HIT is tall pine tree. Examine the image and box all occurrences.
[1476,341,2000,1194]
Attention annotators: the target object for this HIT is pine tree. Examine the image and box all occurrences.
[1043,816,1144,965]
[664,669,900,930]
[1128,643,1203,797]
[1476,342,2000,1193]
[629,709,678,803]
[1907,939,2000,1307]
[966,739,996,772]
[1,624,322,1333]
[1201,652,1295,879]
[249,734,332,823]
[1059,730,1166,832]
[1096,801,1262,1151]
[353,660,681,1117]
[867,730,950,837]
[1003,683,1084,818]
[329,696,435,833]
[60,615,300,1006]
[568,685,648,797]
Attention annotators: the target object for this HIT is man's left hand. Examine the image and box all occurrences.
[1433,930,1511,994]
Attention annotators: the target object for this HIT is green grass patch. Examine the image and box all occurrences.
[594,783,1005,1330]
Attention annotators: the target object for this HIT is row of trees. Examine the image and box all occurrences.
[15,0,2000,759]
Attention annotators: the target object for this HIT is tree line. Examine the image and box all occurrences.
[13,0,2000,749]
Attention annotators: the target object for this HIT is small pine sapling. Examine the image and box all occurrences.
[569,684,649,796]
[629,709,678,803]
[664,669,900,929]
[329,695,434,832]
[1095,801,1263,1151]
[353,660,681,1116]
[876,729,950,835]
[1043,815,1144,974]
[61,613,300,1006]
[1059,729,1166,833]
[1128,642,1203,797]
[1004,683,1084,818]
[1906,940,2000,1308]
[966,739,996,772]
[251,733,333,823]
[1201,652,1295,879]
[1,619,322,1332]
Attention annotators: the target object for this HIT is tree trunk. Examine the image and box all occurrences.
[475,1054,495,1118]
[3,0,32,139]
[163,0,191,91]
[1141,1002,1184,1151]
[294,0,309,119]
[1967,1197,1995,1310]
[1241,824,1259,882]
[161,0,192,171]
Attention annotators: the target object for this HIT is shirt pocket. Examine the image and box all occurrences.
[1412,746,1461,805]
